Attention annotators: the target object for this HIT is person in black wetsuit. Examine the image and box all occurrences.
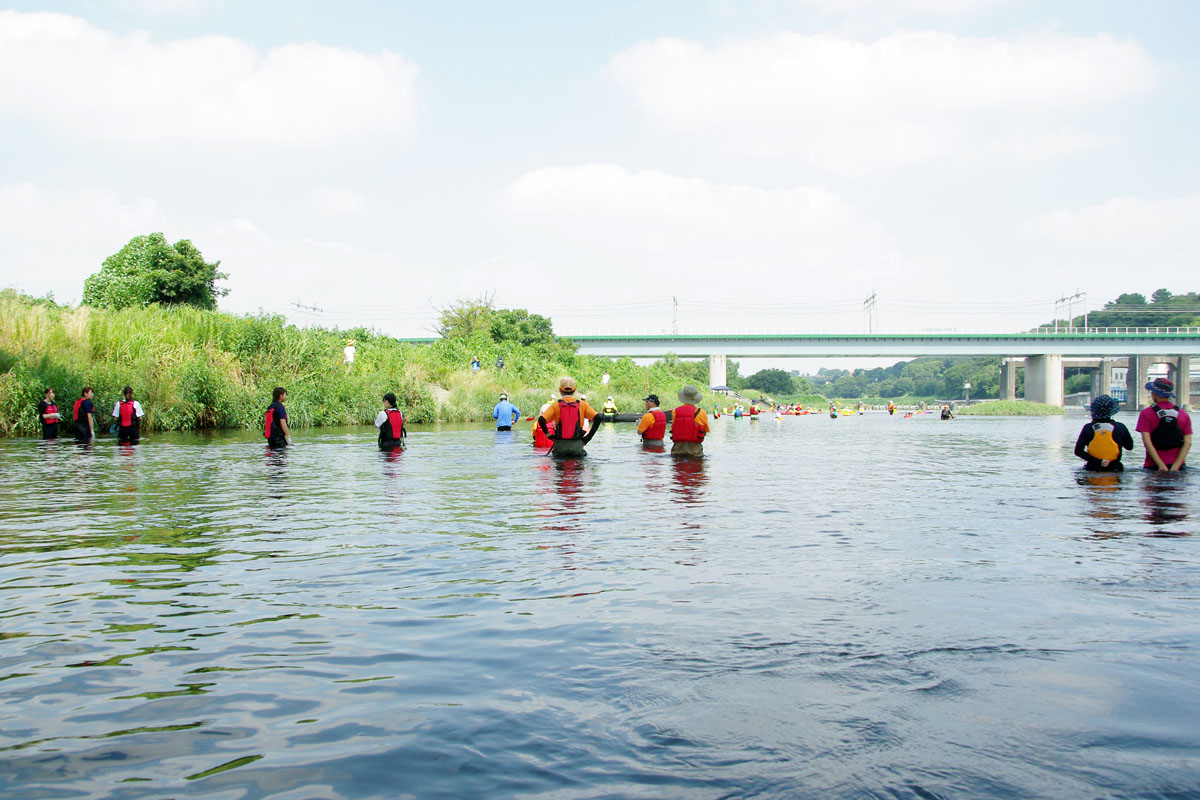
[1074,394,1134,471]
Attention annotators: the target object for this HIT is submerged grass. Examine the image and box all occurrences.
[956,400,1063,416]
[0,291,720,436]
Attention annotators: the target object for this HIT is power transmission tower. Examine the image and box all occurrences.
[1057,290,1085,331]
[863,291,877,333]
[291,299,324,328]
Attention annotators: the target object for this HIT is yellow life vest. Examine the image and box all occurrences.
[1086,422,1121,461]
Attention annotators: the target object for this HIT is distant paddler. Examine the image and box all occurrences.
[537,377,600,457]
[670,385,709,457]
[829,403,837,419]
[602,396,618,416]
[375,392,406,450]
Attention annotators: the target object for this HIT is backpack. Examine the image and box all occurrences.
[1150,405,1184,451]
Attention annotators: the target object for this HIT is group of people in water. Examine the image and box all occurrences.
[32,374,1192,470]
[36,386,145,443]
[1075,378,1192,472]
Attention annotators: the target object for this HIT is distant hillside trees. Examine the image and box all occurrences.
[1069,289,1200,328]
[83,233,227,310]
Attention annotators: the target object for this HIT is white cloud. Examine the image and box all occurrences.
[1021,195,1200,249]
[0,183,168,301]
[608,31,1156,171]
[496,163,907,321]
[0,10,420,148]
[308,187,368,217]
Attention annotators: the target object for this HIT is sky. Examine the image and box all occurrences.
[1,0,1198,371]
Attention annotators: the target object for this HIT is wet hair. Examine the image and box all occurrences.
[44,387,53,397]
[81,386,92,397]
[272,387,286,402]
[383,392,398,408]
[123,386,133,397]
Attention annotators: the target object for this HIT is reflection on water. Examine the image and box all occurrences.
[0,413,1197,799]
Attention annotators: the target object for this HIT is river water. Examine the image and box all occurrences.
[1,412,1197,799]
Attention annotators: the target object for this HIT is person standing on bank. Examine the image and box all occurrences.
[670,385,709,457]
[493,393,520,431]
[375,392,405,450]
[1074,394,1134,471]
[343,339,356,375]
[1136,378,1192,471]
[637,394,667,447]
[72,387,95,442]
[538,377,599,457]
[111,386,145,444]
[264,387,292,448]
[37,387,61,440]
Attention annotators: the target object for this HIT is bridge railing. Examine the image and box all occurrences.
[562,326,1200,337]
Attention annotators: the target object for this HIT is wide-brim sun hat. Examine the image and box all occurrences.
[678,385,703,404]
[1090,394,1118,418]
[1145,378,1175,397]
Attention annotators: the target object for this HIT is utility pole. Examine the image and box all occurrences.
[672,296,678,336]
[1059,290,1085,332]
[291,299,324,328]
[863,291,877,334]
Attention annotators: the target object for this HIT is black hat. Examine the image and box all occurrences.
[644,394,659,405]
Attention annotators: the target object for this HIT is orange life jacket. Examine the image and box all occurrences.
[671,405,705,442]
[642,409,667,440]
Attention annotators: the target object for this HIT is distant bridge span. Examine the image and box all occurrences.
[401,329,1200,407]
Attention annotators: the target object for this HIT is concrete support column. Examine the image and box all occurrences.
[1179,356,1192,410]
[1127,356,1149,410]
[1098,358,1115,397]
[1024,354,1063,406]
[1000,359,1016,401]
[708,354,727,389]
[1090,369,1102,401]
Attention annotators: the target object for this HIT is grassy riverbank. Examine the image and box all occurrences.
[956,400,1064,416]
[0,291,715,435]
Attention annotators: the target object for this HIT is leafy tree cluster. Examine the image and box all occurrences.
[807,358,1012,400]
[438,296,562,349]
[1063,288,1200,328]
[83,233,227,310]
[740,368,814,397]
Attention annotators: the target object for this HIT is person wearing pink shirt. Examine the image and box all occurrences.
[1135,378,1192,471]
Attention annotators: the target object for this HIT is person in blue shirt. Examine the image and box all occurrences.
[493,393,520,431]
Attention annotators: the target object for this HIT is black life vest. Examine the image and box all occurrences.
[1150,405,1184,451]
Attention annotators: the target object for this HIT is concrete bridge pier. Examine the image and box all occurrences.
[1127,356,1149,410]
[1000,359,1017,401]
[708,354,728,389]
[1090,358,1115,400]
[1179,356,1191,409]
[1024,354,1063,406]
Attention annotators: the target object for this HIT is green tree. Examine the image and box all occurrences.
[489,308,557,347]
[830,374,863,398]
[743,368,796,395]
[438,295,495,338]
[83,233,227,310]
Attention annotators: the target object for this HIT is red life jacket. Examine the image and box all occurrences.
[119,400,135,427]
[383,408,404,440]
[263,406,275,439]
[643,409,667,440]
[556,399,585,440]
[671,405,705,442]
[73,397,84,423]
[44,402,58,422]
